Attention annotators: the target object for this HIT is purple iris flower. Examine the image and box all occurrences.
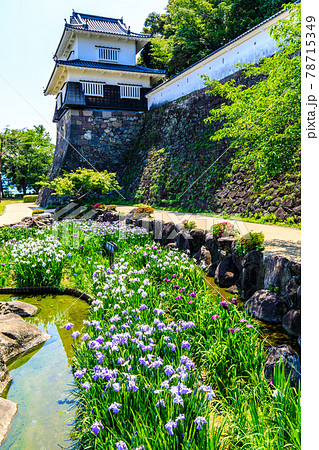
[181,340,190,349]
[64,322,74,330]
[91,421,104,435]
[164,365,175,377]
[165,419,177,435]
[116,441,128,450]
[220,300,230,310]
[194,416,208,430]
[108,402,122,413]
[71,330,80,338]
[81,381,90,392]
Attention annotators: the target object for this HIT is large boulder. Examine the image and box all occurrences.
[244,289,289,324]
[175,229,191,252]
[0,398,18,445]
[264,344,301,387]
[0,313,50,363]
[96,210,119,223]
[0,301,38,317]
[205,233,219,263]
[161,222,178,245]
[217,237,238,257]
[282,310,301,338]
[0,353,12,396]
[240,250,264,300]
[194,246,212,272]
[189,228,206,255]
[214,256,239,288]
[284,278,301,309]
[264,256,292,296]
[134,218,154,233]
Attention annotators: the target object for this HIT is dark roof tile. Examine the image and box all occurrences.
[56,59,166,75]
[68,12,150,38]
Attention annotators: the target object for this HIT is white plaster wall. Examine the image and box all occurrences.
[76,35,136,65]
[147,17,284,109]
[65,67,152,88]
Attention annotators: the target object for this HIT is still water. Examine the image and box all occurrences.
[0,294,89,449]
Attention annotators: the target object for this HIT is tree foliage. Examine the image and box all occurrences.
[139,0,291,76]
[204,4,301,186]
[47,168,121,203]
[1,125,54,195]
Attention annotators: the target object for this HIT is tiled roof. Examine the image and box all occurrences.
[56,59,166,75]
[68,12,151,38]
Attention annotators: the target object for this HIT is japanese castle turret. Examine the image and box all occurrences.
[39,11,165,207]
[45,11,165,120]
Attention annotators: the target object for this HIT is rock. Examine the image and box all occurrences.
[217,237,238,257]
[153,220,165,242]
[264,344,301,387]
[175,229,191,252]
[194,246,212,272]
[293,205,301,216]
[287,261,301,277]
[284,278,301,308]
[125,208,137,225]
[166,243,176,249]
[0,398,18,445]
[296,286,301,310]
[244,289,289,323]
[207,261,220,278]
[275,207,287,221]
[0,353,12,395]
[96,210,119,223]
[189,228,206,255]
[264,256,292,296]
[226,285,239,295]
[240,250,264,300]
[0,301,38,317]
[0,313,51,363]
[205,232,219,263]
[214,257,239,288]
[282,310,301,338]
[161,222,178,245]
[135,218,154,233]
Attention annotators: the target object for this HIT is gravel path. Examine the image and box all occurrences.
[0,203,301,263]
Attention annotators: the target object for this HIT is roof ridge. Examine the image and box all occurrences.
[72,12,121,23]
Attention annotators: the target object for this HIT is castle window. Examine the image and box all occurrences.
[97,47,120,62]
[81,81,104,97]
[119,84,140,99]
[56,92,62,109]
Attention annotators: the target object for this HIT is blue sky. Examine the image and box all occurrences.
[0,0,168,143]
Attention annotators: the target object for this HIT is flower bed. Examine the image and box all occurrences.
[0,220,301,449]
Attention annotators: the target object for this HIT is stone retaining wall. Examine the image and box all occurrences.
[38,109,144,207]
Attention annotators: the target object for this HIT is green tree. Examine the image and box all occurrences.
[204,4,301,186]
[46,167,121,203]
[1,125,54,195]
[141,0,291,76]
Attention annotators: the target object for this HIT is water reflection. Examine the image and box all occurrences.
[0,294,89,449]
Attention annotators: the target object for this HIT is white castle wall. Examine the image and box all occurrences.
[146,9,289,109]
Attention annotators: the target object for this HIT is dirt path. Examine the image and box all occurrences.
[0,203,40,226]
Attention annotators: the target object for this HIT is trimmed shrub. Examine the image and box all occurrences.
[23,195,38,203]
[32,209,45,215]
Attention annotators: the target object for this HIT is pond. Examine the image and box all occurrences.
[0,294,89,449]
